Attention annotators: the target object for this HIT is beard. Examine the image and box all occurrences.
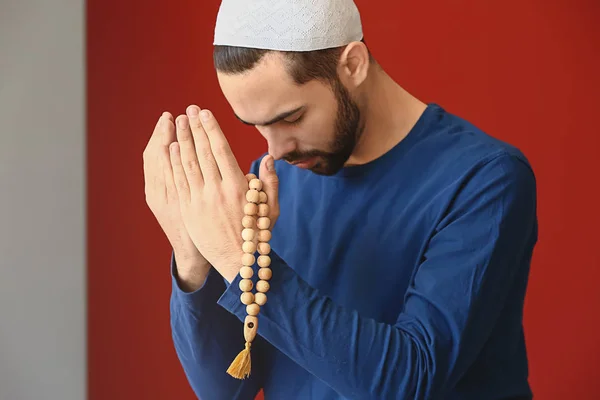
[283,79,363,176]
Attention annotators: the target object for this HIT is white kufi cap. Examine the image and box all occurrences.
[213,0,363,52]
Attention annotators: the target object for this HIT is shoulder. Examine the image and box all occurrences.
[415,104,536,185]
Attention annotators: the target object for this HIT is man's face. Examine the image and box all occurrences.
[217,52,362,176]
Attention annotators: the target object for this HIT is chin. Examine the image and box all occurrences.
[308,162,342,176]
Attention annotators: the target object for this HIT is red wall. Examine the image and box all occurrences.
[87,1,600,398]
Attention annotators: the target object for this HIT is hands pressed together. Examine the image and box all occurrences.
[143,105,279,289]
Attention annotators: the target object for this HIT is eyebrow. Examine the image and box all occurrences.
[235,106,304,126]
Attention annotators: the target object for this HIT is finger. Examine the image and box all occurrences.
[246,173,257,182]
[160,112,176,146]
[143,113,169,177]
[158,115,176,202]
[258,154,279,228]
[146,113,169,146]
[144,114,170,200]
[160,144,177,203]
[154,142,166,202]
[169,142,191,204]
[198,109,244,182]
[185,105,221,184]
[175,115,204,191]
[162,111,173,122]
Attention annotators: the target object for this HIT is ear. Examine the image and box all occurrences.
[338,41,371,89]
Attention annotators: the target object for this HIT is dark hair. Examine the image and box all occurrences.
[213,39,371,85]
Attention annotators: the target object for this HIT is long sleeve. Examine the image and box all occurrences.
[170,255,266,399]
[216,153,538,399]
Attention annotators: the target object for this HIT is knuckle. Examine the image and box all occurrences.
[201,117,215,130]
[161,122,173,136]
[214,143,229,157]
[185,159,199,173]
[178,132,192,142]
[205,186,222,203]
[190,118,203,129]
[199,148,214,161]
[231,189,246,208]
[225,184,241,200]
[176,178,188,190]
[167,189,178,202]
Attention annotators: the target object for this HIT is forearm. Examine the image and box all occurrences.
[170,255,264,399]
[217,251,429,399]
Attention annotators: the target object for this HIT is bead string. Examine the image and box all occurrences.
[227,174,272,380]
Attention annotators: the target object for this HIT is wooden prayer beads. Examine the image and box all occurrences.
[226,173,273,380]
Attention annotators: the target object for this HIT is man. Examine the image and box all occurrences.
[143,0,537,399]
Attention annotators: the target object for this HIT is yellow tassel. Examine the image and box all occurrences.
[227,342,252,379]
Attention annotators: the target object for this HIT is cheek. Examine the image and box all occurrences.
[298,115,336,145]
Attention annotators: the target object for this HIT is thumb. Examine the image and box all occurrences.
[259,155,279,228]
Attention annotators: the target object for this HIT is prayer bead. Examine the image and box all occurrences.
[242,228,255,241]
[249,179,263,191]
[255,292,267,306]
[246,189,260,204]
[257,242,271,255]
[242,253,255,267]
[240,266,254,279]
[259,191,268,203]
[257,217,270,230]
[257,255,271,268]
[244,203,258,216]
[246,303,260,316]
[257,230,271,242]
[256,280,270,293]
[258,203,269,217]
[239,279,253,292]
[241,292,254,305]
[242,216,256,229]
[258,268,272,280]
[242,240,256,254]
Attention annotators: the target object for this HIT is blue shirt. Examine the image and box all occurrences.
[169,103,537,399]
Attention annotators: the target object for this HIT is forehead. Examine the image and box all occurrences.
[216,53,331,123]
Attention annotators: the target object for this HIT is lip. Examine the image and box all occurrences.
[292,157,318,169]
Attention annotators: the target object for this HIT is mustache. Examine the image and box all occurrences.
[282,150,328,163]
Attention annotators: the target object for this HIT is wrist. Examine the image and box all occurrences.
[222,266,240,285]
[213,252,243,284]
[174,253,211,292]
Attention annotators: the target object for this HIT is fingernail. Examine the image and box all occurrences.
[187,106,199,117]
[200,110,210,121]
[177,117,187,128]
[267,157,274,171]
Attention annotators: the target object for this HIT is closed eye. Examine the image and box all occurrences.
[284,114,304,125]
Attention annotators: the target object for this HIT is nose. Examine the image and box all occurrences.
[258,127,296,160]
